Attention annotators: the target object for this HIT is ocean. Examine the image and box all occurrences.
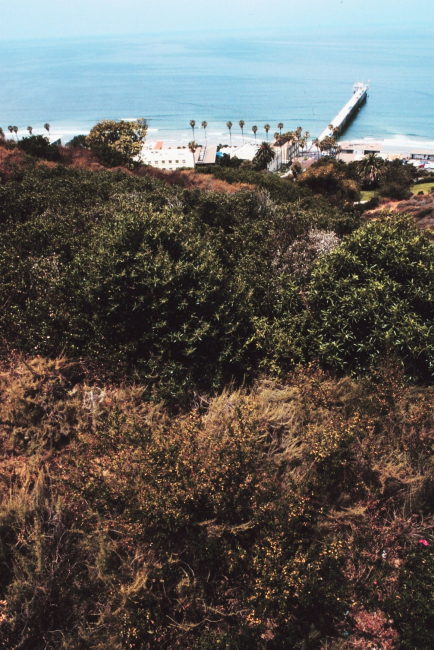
[1,26,433,150]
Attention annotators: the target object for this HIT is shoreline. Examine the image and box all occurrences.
[5,125,434,158]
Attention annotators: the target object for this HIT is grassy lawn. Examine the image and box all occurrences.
[360,190,376,201]
[411,182,434,195]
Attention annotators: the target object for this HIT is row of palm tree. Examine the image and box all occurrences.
[2,123,50,141]
[310,125,341,158]
[189,121,297,145]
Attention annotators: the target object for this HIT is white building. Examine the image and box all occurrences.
[410,150,434,161]
[229,139,300,172]
[140,142,198,170]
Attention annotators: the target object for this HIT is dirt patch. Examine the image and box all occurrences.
[365,193,434,232]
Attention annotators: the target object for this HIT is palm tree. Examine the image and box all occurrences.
[288,131,297,157]
[0,127,4,140]
[239,120,245,143]
[358,152,383,187]
[7,126,13,138]
[319,135,338,158]
[13,126,18,140]
[277,122,284,136]
[274,132,284,169]
[226,121,233,145]
[253,141,276,170]
[264,124,270,140]
[190,120,196,140]
[313,138,320,159]
[252,125,258,141]
[44,123,50,134]
[188,141,199,169]
[201,121,208,144]
[27,126,33,136]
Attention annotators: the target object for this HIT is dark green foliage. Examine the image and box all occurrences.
[253,141,276,170]
[297,157,360,205]
[0,164,304,398]
[66,134,88,147]
[307,214,434,380]
[197,163,312,203]
[216,152,243,168]
[0,164,168,224]
[0,159,433,405]
[378,159,417,200]
[390,542,434,648]
[16,134,62,162]
[363,194,380,210]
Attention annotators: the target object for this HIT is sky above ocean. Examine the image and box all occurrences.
[2,0,433,41]
[1,24,433,148]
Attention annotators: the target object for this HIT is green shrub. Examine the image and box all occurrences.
[17,135,62,162]
[307,214,434,380]
[66,134,88,148]
[389,541,434,649]
[297,157,360,205]
[378,160,416,200]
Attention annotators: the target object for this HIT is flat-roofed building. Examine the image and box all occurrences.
[337,152,357,163]
[229,139,300,172]
[139,142,199,170]
[339,141,382,157]
[196,146,217,165]
[410,150,434,161]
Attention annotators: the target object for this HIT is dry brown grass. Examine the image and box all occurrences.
[135,166,254,193]
[0,145,27,179]
[0,142,254,194]
[1,357,434,648]
[366,193,434,232]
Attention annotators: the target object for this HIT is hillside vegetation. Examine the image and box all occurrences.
[0,141,434,649]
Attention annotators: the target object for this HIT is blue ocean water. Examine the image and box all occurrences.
[0,27,433,148]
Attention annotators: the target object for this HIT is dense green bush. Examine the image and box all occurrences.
[16,134,62,162]
[0,160,361,398]
[378,159,416,200]
[297,157,360,205]
[390,542,434,648]
[307,214,434,380]
[66,134,88,148]
[0,159,433,401]
[197,163,312,203]
[0,164,298,397]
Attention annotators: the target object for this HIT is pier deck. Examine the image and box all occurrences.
[318,83,368,142]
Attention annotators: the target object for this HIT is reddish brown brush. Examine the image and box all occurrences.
[366,193,434,231]
[135,165,254,193]
[0,145,27,180]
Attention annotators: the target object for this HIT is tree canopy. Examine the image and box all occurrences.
[86,118,147,167]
